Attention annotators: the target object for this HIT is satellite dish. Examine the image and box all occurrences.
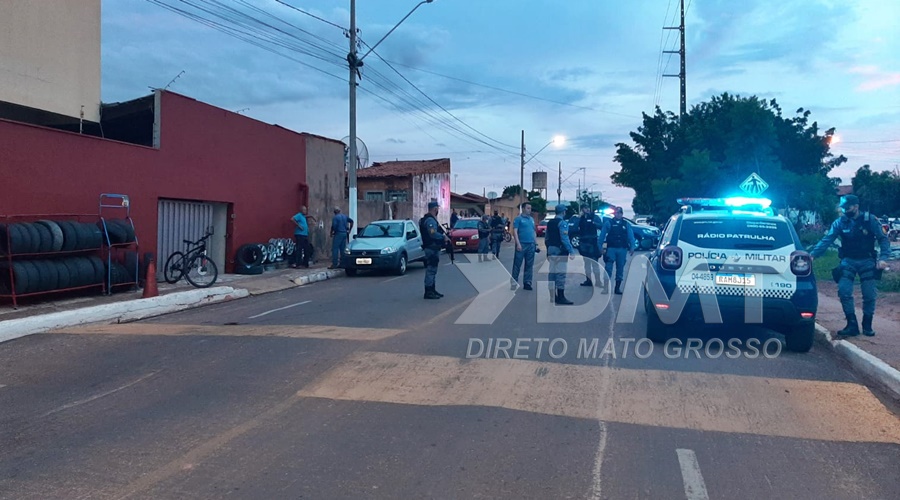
[487,191,498,199]
[341,136,370,171]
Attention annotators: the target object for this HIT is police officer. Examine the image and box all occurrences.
[477,213,492,262]
[490,210,505,259]
[576,204,605,288]
[811,195,891,336]
[545,204,576,305]
[420,201,451,299]
[598,206,636,295]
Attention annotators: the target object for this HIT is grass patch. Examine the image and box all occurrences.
[812,248,900,293]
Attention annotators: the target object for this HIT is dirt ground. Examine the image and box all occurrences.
[817,280,900,324]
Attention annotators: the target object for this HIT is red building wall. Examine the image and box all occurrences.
[0,91,308,272]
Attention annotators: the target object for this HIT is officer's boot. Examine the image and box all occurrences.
[555,289,574,305]
[614,280,623,295]
[837,314,860,336]
[424,286,440,299]
[548,284,556,303]
[599,280,609,294]
[432,283,444,298]
[580,278,593,287]
[862,314,875,336]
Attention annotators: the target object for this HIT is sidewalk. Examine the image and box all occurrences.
[0,261,344,343]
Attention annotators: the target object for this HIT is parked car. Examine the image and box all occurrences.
[341,219,426,276]
[536,216,553,237]
[448,218,481,252]
[566,213,661,250]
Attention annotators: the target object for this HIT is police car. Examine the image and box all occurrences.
[644,197,818,352]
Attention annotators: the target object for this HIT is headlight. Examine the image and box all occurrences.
[381,246,395,254]
[470,234,479,240]
[343,247,351,255]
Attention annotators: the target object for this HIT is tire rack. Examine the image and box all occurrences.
[99,194,140,295]
[0,214,106,309]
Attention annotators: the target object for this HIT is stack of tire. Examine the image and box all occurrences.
[0,221,106,296]
[99,219,139,292]
[234,244,265,275]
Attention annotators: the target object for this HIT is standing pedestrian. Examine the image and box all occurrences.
[450,209,459,229]
[810,194,891,336]
[420,201,450,299]
[477,214,492,262]
[576,204,605,288]
[290,205,310,268]
[545,204,576,304]
[329,206,349,269]
[598,206,636,295]
[511,202,537,290]
[490,210,505,259]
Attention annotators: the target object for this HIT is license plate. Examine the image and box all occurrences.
[455,241,466,246]
[355,258,372,265]
[715,273,755,286]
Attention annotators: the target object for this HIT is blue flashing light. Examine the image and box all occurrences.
[724,197,771,209]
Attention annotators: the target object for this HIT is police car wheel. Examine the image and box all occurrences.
[784,323,814,353]
[345,268,357,276]
[645,293,670,343]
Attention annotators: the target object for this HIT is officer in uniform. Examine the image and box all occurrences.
[490,210,505,259]
[598,206,636,295]
[477,213,492,262]
[576,204,605,289]
[420,201,450,299]
[545,204,576,305]
[811,195,891,336]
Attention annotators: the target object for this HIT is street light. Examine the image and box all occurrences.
[520,132,564,213]
[348,0,435,228]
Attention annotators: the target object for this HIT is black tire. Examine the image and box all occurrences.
[345,268,358,276]
[23,223,42,254]
[33,260,58,292]
[236,244,265,267]
[31,222,53,254]
[74,257,99,286]
[60,258,84,288]
[4,261,31,294]
[395,253,408,276]
[785,323,815,353]
[164,251,185,284]
[184,253,218,288]
[122,251,139,283]
[113,219,136,243]
[79,223,103,250]
[0,224,11,254]
[57,221,79,252]
[36,220,65,252]
[54,259,72,290]
[645,293,670,343]
[19,260,40,294]
[100,220,127,245]
[87,256,107,286]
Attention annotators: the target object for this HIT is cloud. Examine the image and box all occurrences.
[849,66,900,91]
[386,138,406,144]
[569,133,625,150]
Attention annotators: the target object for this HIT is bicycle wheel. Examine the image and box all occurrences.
[184,253,218,288]
[163,251,185,284]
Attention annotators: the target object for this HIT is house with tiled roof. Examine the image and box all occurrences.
[357,158,452,226]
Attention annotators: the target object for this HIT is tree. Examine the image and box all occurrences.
[502,185,521,198]
[852,165,900,216]
[611,93,847,223]
[526,190,547,215]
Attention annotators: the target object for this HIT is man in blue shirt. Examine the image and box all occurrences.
[810,195,891,336]
[290,205,310,268]
[329,207,349,269]
[597,206,636,295]
[545,204,576,305]
[511,202,537,290]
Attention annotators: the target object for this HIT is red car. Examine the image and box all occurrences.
[536,217,552,237]
[449,218,482,252]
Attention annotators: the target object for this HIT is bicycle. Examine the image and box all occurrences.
[163,230,219,288]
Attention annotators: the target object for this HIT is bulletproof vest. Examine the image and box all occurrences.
[545,218,568,254]
[839,213,877,259]
[419,214,444,248]
[579,213,599,239]
[606,218,628,248]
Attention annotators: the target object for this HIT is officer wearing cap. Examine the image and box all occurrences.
[420,201,450,299]
[598,206,636,295]
[811,194,891,336]
[576,204,605,289]
[544,204,576,305]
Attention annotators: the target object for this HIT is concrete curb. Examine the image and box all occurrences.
[292,268,344,286]
[0,286,249,345]
[815,323,900,400]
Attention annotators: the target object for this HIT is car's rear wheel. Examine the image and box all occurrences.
[345,268,357,276]
[395,254,407,275]
[645,292,670,343]
[784,323,815,352]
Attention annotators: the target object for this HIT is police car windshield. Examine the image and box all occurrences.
[360,223,403,238]
[679,217,792,249]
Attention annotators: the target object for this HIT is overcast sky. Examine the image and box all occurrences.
[102,0,900,215]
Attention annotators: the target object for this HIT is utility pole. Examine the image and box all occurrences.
[663,0,686,118]
[348,0,359,228]
[557,161,562,205]
[519,130,525,214]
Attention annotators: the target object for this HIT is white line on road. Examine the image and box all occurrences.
[41,371,160,418]
[0,384,6,389]
[676,449,710,500]
[381,275,407,283]
[248,300,311,319]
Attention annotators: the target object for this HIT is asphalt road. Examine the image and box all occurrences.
[1,242,898,499]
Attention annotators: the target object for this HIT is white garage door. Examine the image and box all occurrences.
[157,199,215,281]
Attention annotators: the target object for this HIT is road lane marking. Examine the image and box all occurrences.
[51,324,403,341]
[589,300,618,500]
[297,351,900,443]
[41,371,160,418]
[676,449,710,500]
[248,300,311,319]
[0,384,6,389]
[381,275,407,283]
